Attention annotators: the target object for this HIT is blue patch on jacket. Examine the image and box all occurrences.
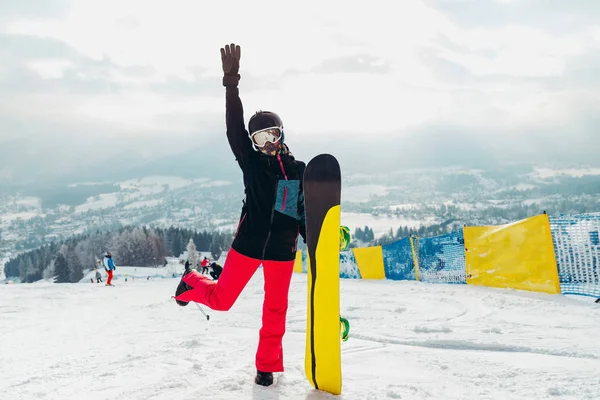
[275,180,300,219]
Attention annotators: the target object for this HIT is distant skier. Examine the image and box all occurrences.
[200,257,210,274]
[95,269,102,283]
[208,262,223,280]
[174,43,307,387]
[103,251,116,286]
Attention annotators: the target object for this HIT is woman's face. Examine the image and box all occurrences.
[258,140,282,156]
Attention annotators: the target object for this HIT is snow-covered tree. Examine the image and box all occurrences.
[186,238,199,267]
[4,226,232,282]
[54,253,70,283]
[128,227,153,266]
[209,236,223,261]
[110,230,134,266]
[75,238,98,272]
[60,243,83,282]
[43,260,55,280]
[149,229,168,266]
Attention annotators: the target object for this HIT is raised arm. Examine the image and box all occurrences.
[221,43,254,169]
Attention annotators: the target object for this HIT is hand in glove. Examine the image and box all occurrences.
[220,43,241,87]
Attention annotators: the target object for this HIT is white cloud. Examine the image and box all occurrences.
[26,59,74,78]
[437,25,590,77]
[73,91,223,134]
[2,0,600,146]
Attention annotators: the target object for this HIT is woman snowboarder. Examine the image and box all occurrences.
[174,43,307,387]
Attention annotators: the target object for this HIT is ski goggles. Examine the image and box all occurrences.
[250,126,282,148]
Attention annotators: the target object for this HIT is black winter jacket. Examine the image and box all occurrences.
[226,86,306,261]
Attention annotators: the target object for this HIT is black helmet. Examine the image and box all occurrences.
[249,111,284,139]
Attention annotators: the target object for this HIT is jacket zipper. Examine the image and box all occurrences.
[293,226,299,252]
[235,213,246,238]
[277,153,289,181]
[262,154,290,260]
[262,207,275,260]
[282,187,288,212]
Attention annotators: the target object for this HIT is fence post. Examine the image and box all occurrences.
[410,235,420,281]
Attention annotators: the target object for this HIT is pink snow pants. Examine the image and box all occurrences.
[174,248,295,372]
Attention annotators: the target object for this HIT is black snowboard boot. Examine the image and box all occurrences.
[175,268,193,307]
[254,370,273,387]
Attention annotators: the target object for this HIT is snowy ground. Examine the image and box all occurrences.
[1,273,599,400]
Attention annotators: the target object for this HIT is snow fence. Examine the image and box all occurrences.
[549,214,600,298]
[293,212,600,299]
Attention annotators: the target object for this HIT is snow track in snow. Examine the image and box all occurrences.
[1,274,598,400]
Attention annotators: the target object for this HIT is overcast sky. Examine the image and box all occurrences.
[1,0,599,183]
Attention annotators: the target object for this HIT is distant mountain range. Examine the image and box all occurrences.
[2,162,599,263]
[3,126,599,191]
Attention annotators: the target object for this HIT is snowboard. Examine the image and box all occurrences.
[303,153,343,395]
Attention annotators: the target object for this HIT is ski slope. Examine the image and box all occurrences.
[1,272,599,400]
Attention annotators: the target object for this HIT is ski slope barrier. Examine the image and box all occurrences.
[293,212,600,299]
[464,214,560,294]
[550,214,600,298]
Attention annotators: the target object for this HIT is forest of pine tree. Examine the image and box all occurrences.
[4,225,232,283]
[4,216,507,283]
[352,220,462,248]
